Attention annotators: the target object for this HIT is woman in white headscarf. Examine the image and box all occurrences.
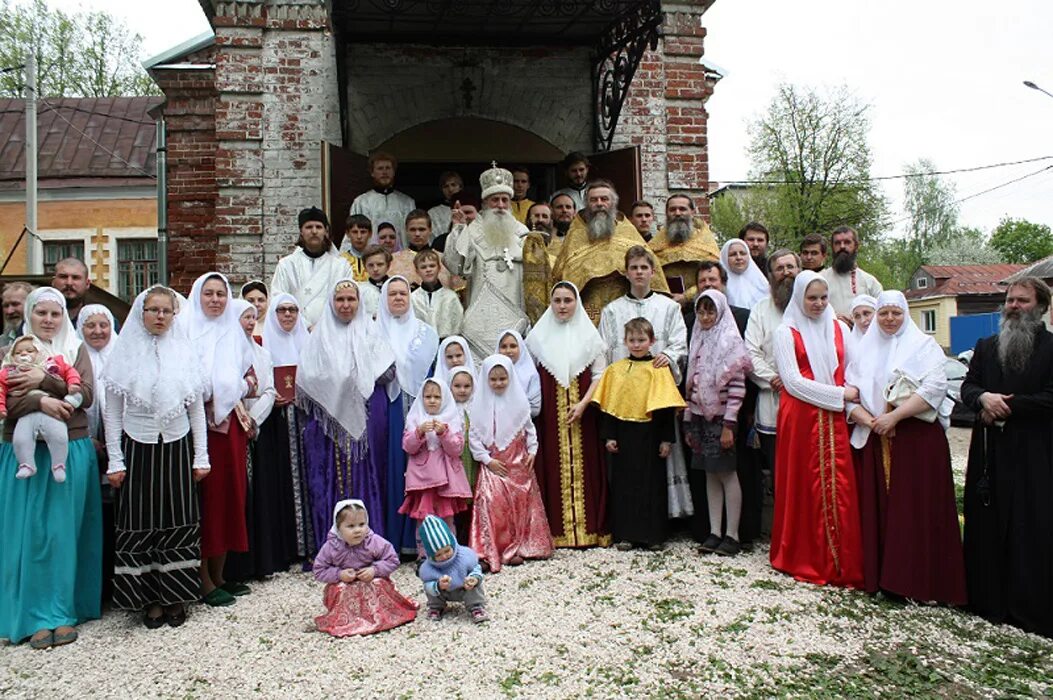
[296,279,394,559]
[770,270,864,589]
[720,239,769,309]
[103,285,209,629]
[259,292,313,559]
[845,290,965,605]
[0,287,100,648]
[526,281,610,548]
[433,334,476,389]
[375,275,439,556]
[178,272,256,607]
[225,300,300,583]
[75,303,117,604]
[849,294,877,341]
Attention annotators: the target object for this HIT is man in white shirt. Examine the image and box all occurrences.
[820,225,882,322]
[349,151,416,246]
[744,248,801,479]
[269,207,354,328]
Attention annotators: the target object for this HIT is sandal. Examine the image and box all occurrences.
[426,608,444,621]
[52,627,78,646]
[220,581,251,597]
[28,630,53,650]
[201,588,236,607]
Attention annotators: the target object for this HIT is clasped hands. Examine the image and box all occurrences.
[338,566,376,583]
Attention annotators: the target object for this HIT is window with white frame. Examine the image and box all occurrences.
[916,277,928,289]
[116,239,159,301]
[922,310,937,333]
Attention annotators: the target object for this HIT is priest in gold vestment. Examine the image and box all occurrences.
[549,180,669,324]
[648,194,720,305]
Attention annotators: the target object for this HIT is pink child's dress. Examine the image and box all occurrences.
[398,427,472,520]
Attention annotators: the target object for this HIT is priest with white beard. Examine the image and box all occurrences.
[269,207,354,328]
[443,163,530,360]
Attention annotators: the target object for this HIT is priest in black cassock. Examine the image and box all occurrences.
[960,276,1053,638]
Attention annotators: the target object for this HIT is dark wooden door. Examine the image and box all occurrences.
[321,141,370,249]
[588,145,642,217]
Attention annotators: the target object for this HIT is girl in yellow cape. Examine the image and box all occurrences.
[590,316,686,550]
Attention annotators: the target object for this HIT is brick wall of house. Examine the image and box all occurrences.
[610,4,714,220]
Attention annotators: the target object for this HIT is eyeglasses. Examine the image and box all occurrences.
[143,307,174,317]
[276,307,299,314]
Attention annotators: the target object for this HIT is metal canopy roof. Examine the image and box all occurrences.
[331,0,651,46]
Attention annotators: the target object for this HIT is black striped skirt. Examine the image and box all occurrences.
[112,433,201,610]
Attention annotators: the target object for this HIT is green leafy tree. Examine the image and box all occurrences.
[926,227,1003,266]
[709,186,777,245]
[745,83,889,248]
[0,0,158,97]
[902,158,960,256]
[990,217,1053,264]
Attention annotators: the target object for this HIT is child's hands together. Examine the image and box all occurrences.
[433,421,447,435]
[438,575,452,591]
[338,568,356,583]
[355,566,375,582]
[464,576,479,590]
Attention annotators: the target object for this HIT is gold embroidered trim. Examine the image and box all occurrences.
[550,378,610,548]
[817,409,841,576]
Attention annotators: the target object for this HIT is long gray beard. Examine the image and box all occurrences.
[480,208,520,249]
[585,208,615,241]
[998,309,1043,374]
[667,216,692,244]
[771,276,794,312]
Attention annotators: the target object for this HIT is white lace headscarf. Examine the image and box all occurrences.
[720,238,770,309]
[526,281,606,388]
[103,286,207,424]
[376,275,438,400]
[24,286,82,364]
[469,354,532,451]
[296,279,392,441]
[261,292,309,366]
[687,290,753,421]
[434,335,476,388]
[177,272,255,421]
[76,304,118,435]
[780,270,840,385]
[406,377,464,451]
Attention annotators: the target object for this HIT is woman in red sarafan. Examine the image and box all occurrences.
[771,271,864,588]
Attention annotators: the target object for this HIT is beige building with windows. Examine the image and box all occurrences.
[0,97,161,301]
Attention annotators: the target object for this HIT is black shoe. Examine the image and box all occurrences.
[164,605,187,628]
[716,537,741,557]
[700,534,723,553]
[143,611,165,629]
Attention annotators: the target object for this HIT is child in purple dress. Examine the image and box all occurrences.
[312,500,417,637]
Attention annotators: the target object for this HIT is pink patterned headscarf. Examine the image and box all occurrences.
[686,289,753,421]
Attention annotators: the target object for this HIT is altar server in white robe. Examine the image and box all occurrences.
[349,151,416,247]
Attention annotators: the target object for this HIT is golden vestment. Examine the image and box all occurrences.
[590,358,686,422]
[648,219,720,301]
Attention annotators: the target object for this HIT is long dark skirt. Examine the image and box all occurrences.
[113,434,201,610]
[226,407,300,581]
[854,418,966,605]
[201,420,249,558]
[603,410,673,547]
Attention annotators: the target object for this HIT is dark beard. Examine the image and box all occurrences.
[832,250,857,274]
[667,217,692,244]
[998,308,1043,374]
[752,253,767,271]
[532,221,555,238]
[554,219,570,236]
[771,276,794,312]
[584,208,615,242]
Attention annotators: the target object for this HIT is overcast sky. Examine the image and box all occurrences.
[47,0,1053,235]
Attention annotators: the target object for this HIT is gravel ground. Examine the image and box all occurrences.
[4,427,1051,698]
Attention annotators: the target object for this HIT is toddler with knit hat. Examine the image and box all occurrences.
[417,514,489,623]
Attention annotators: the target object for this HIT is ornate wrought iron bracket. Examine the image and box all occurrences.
[593,0,662,152]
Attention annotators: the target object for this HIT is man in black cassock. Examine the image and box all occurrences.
[960,276,1053,638]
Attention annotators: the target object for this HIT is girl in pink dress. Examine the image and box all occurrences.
[313,499,418,637]
[468,355,553,572]
[399,378,472,557]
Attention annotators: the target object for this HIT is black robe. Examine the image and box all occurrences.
[960,330,1053,638]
